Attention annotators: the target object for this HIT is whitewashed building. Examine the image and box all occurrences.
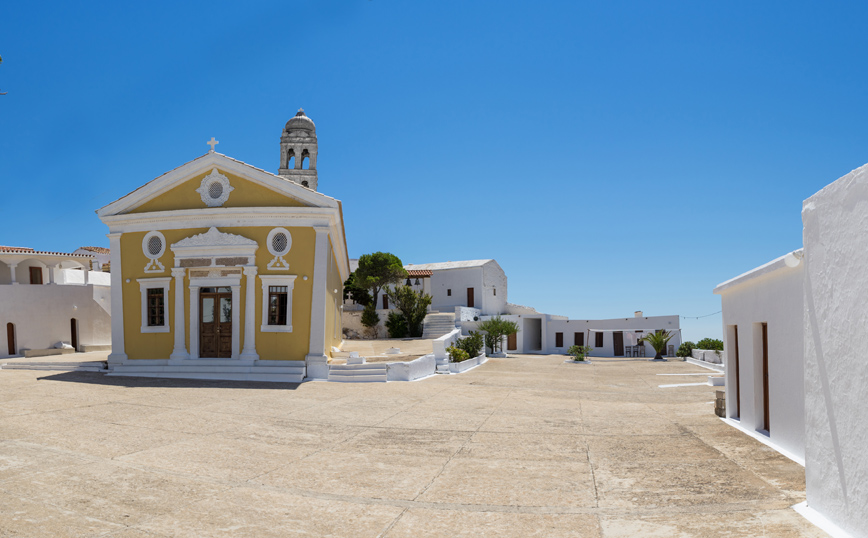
[403,260,507,315]
[713,249,805,464]
[0,245,112,357]
[715,161,868,537]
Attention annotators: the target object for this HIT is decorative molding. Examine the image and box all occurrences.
[267,257,290,271]
[195,168,234,207]
[173,226,257,249]
[142,231,167,274]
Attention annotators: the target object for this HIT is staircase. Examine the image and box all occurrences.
[107,359,306,383]
[422,312,457,339]
[328,362,387,382]
[1,358,107,373]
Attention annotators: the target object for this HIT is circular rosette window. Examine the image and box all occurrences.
[196,168,234,207]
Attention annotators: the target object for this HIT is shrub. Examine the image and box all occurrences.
[385,311,409,339]
[567,345,592,362]
[456,331,484,358]
[360,303,380,339]
[446,345,470,362]
[695,338,724,351]
[676,341,696,358]
[385,284,432,337]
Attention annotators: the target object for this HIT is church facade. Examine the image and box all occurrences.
[97,110,349,382]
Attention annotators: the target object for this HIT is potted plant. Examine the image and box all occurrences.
[567,345,593,363]
[640,330,675,361]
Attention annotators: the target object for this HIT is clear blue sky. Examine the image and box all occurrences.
[3,1,867,342]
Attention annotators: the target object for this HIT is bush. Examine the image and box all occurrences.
[456,331,484,358]
[477,316,520,353]
[446,345,470,362]
[385,311,409,339]
[567,345,592,362]
[676,341,696,358]
[360,303,380,339]
[695,338,723,351]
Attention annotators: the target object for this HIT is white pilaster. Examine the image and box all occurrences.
[189,285,200,359]
[107,233,127,364]
[169,267,189,360]
[82,267,89,286]
[8,263,18,285]
[305,227,330,379]
[49,264,59,285]
[240,265,259,360]
[231,284,241,359]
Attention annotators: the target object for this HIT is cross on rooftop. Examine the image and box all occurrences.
[207,137,219,152]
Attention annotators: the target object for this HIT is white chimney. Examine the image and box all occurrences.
[634,311,643,318]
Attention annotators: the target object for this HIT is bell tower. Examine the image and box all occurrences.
[279,109,318,190]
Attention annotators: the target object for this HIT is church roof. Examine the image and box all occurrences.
[405,260,495,271]
[96,151,340,217]
[284,109,316,135]
[406,269,433,277]
[0,246,93,257]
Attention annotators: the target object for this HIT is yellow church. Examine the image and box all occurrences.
[97,110,348,382]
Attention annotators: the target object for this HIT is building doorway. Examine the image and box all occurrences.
[613,331,624,356]
[507,332,517,351]
[200,287,233,358]
[466,288,475,308]
[70,318,78,351]
[6,323,15,355]
[731,325,740,419]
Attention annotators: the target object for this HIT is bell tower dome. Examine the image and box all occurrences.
[279,109,318,190]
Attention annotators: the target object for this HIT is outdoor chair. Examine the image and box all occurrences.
[625,346,633,357]
[637,345,646,357]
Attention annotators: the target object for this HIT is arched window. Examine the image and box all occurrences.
[301,149,310,169]
[287,148,296,169]
[301,180,309,188]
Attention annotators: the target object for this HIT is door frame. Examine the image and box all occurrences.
[199,288,233,359]
[761,322,770,432]
[188,274,242,360]
[613,331,624,356]
[467,287,474,308]
[6,323,15,356]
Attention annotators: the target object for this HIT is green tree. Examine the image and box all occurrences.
[384,284,433,337]
[343,271,372,307]
[385,311,409,338]
[641,330,676,360]
[360,303,380,338]
[676,341,696,358]
[695,338,724,351]
[354,252,407,310]
[477,316,520,354]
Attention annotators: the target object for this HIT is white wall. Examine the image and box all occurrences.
[429,267,484,313]
[715,256,805,462]
[545,315,681,356]
[802,164,868,537]
[0,284,112,357]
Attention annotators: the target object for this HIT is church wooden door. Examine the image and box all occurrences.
[200,287,232,358]
[467,288,475,308]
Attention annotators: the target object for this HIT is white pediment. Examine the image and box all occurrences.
[173,227,258,249]
[170,227,259,263]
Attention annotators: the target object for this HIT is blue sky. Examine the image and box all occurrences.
[2,1,867,342]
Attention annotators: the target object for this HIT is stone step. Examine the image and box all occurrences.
[81,344,111,353]
[328,373,387,383]
[329,363,387,372]
[107,371,305,383]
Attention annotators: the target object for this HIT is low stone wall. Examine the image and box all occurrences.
[386,354,436,382]
[455,306,482,322]
[448,353,487,374]
[691,348,723,365]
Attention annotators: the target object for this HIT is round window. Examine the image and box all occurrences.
[142,231,166,260]
[267,228,292,257]
[208,181,223,199]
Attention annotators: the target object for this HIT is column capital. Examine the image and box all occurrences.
[242,265,258,276]
[171,267,186,278]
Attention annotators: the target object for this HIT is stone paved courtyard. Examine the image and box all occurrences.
[0,355,825,537]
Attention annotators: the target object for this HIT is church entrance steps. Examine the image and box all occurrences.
[328,362,387,383]
[107,359,306,383]
[23,348,75,358]
[1,360,107,372]
[422,312,457,339]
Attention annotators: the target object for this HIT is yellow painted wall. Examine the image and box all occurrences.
[129,168,308,214]
[324,236,344,355]
[120,226,317,362]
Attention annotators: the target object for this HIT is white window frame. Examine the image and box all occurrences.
[260,275,297,332]
[137,277,171,333]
